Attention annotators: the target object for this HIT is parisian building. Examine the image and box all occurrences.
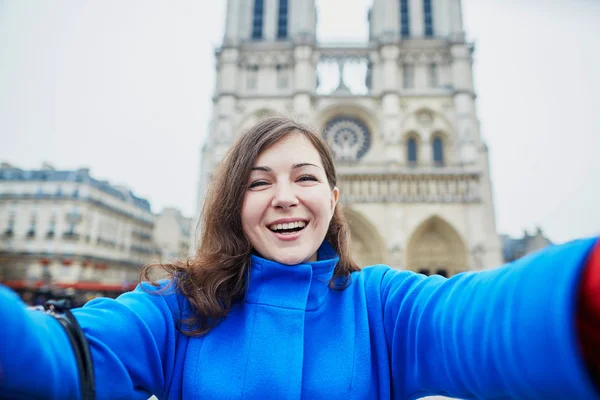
[0,163,190,304]
[195,0,503,274]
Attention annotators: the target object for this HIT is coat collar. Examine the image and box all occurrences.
[245,241,340,311]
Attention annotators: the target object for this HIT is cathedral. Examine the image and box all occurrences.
[195,0,503,274]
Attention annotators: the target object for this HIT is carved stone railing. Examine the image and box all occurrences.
[316,44,373,95]
[337,172,481,204]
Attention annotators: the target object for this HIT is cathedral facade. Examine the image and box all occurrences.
[196,0,503,273]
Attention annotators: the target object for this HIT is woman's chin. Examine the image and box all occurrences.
[272,251,316,266]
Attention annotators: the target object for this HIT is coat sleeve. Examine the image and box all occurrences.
[379,237,600,400]
[0,281,184,400]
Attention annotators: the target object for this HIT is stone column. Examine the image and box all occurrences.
[223,0,241,45]
[451,43,478,166]
[379,45,402,163]
[448,0,465,42]
[290,0,316,43]
[293,45,315,121]
[216,48,240,96]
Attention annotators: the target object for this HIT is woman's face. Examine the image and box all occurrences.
[241,133,339,265]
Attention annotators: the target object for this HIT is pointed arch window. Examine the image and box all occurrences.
[400,0,410,38]
[277,0,289,39]
[433,136,444,166]
[252,0,264,40]
[407,137,418,166]
[423,0,434,37]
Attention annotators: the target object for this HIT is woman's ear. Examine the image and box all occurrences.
[331,187,339,214]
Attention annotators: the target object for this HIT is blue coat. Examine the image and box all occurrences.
[1,237,599,399]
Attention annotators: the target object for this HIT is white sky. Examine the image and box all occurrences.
[1,0,599,244]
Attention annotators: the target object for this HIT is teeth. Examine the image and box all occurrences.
[269,221,307,231]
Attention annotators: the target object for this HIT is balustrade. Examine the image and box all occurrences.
[338,172,481,203]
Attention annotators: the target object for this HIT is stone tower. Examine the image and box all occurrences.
[195,0,502,273]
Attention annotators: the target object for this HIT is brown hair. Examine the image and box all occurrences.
[141,116,359,336]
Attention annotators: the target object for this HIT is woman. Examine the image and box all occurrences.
[1,116,599,399]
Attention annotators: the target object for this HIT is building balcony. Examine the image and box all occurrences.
[62,231,80,241]
[130,245,156,255]
[131,230,153,241]
[96,237,117,248]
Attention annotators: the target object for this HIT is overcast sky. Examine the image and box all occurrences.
[1,0,598,244]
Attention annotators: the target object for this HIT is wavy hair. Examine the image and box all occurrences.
[141,116,359,336]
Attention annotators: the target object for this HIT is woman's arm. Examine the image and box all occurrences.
[0,281,184,399]
[378,237,599,400]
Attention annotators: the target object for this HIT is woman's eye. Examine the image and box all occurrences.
[297,175,317,182]
[248,180,269,189]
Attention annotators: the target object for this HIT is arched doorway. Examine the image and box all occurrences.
[343,208,388,268]
[406,216,467,277]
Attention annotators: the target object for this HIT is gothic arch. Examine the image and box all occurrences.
[406,215,468,276]
[343,207,389,268]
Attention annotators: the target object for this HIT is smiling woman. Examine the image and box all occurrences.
[1,116,600,400]
[140,116,359,335]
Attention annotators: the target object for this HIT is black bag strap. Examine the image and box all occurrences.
[37,299,96,400]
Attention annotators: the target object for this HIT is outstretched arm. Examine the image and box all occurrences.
[379,237,599,399]
[0,281,185,399]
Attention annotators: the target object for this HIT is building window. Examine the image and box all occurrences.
[47,213,56,239]
[407,137,418,166]
[252,0,264,40]
[433,136,444,166]
[27,213,36,238]
[424,0,434,37]
[428,63,438,87]
[403,63,415,89]
[276,64,289,89]
[247,65,259,90]
[400,0,410,38]
[277,0,288,39]
[4,212,15,237]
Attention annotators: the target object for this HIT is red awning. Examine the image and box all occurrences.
[2,280,137,292]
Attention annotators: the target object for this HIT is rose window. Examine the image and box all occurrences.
[323,116,371,162]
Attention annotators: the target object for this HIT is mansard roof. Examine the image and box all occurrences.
[0,164,151,212]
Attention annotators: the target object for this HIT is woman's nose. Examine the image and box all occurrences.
[271,182,299,209]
